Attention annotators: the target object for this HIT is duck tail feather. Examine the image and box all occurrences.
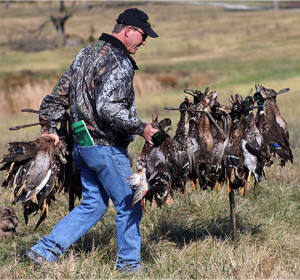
[131,188,149,209]
[127,169,150,208]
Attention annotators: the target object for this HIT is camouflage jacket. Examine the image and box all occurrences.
[39,33,147,148]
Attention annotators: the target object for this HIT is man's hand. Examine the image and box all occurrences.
[143,123,159,146]
[41,133,60,146]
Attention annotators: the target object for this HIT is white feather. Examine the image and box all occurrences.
[127,168,150,207]
[23,169,52,202]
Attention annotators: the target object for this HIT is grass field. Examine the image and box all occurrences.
[0,1,299,279]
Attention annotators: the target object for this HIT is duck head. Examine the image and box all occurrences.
[241,95,254,112]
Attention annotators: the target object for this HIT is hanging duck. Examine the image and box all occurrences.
[254,92,272,169]
[167,97,190,194]
[129,97,193,210]
[223,95,246,193]
[0,108,83,229]
[184,88,207,106]
[0,136,68,230]
[186,101,201,191]
[240,95,264,192]
[196,92,215,189]
[190,90,226,190]
[128,117,173,210]
[254,85,293,166]
[206,97,231,191]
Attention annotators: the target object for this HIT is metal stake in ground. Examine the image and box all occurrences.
[229,190,237,246]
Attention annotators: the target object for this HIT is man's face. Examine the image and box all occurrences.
[126,26,147,54]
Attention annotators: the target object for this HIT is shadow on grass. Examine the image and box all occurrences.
[41,195,265,269]
[139,213,262,264]
[72,220,115,255]
[147,215,262,248]
[69,211,262,267]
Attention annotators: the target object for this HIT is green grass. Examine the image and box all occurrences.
[0,2,300,279]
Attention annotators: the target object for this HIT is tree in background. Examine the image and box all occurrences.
[50,0,73,46]
[7,0,79,52]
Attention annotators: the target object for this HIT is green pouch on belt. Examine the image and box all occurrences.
[72,120,95,146]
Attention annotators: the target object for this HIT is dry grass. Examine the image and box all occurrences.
[0,81,53,115]
[0,152,299,279]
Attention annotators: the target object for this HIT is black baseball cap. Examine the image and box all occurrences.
[116,8,158,38]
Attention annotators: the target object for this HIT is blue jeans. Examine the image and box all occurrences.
[30,144,143,269]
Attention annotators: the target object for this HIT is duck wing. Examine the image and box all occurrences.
[148,161,172,207]
[1,141,37,163]
[0,136,68,229]
[127,168,150,210]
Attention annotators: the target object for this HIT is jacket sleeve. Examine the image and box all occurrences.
[95,60,146,136]
[39,67,71,134]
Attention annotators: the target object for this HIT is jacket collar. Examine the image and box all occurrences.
[99,33,138,70]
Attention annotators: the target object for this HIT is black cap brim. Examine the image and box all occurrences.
[142,27,159,38]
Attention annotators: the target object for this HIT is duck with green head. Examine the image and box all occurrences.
[129,117,173,211]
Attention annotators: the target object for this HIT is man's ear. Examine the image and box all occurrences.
[124,26,132,38]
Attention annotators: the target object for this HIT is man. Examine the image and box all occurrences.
[24,8,159,274]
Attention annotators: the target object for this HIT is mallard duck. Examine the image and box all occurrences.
[254,98,272,168]
[223,95,246,193]
[0,136,68,230]
[1,108,82,225]
[0,206,18,239]
[186,112,200,191]
[189,90,225,190]
[254,85,293,166]
[206,97,231,191]
[135,116,172,172]
[185,90,209,190]
[129,117,173,210]
[185,89,218,190]
[129,99,192,210]
[169,97,190,193]
[240,95,264,191]
[144,147,173,208]
[184,88,207,105]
